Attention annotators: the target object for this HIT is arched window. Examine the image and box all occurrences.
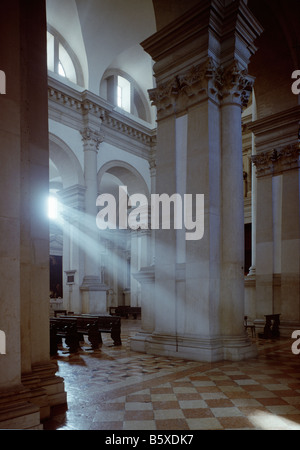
[46,26,84,87]
[101,70,151,123]
[117,76,131,113]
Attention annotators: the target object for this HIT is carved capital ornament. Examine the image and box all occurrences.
[149,58,255,119]
[252,144,300,177]
[80,127,104,152]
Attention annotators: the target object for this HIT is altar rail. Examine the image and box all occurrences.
[109,306,141,319]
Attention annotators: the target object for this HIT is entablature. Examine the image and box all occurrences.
[48,76,157,161]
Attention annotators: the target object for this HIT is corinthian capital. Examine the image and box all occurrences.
[148,78,180,116]
[252,144,300,177]
[148,57,219,119]
[217,61,255,108]
[177,57,218,99]
[80,127,104,152]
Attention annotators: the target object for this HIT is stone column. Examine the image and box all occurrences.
[0,0,66,429]
[130,266,155,351]
[105,237,117,308]
[219,63,255,341]
[80,127,107,313]
[0,1,25,424]
[130,161,156,350]
[255,171,274,317]
[130,230,139,306]
[130,0,262,362]
[149,156,157,264]
[58,185,86,313]
[248,93,257,277]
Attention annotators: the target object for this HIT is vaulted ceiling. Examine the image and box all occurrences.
[46,0,156,96]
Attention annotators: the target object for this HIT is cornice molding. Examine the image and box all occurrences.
[247,106,300,136]
[141,0,263,71]
[247,106,300,153]
[251,143,300,177]
[48,77,156,161]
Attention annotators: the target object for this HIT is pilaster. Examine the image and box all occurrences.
[130,265,155,352]
[252,140,300,329]
[58,185,86,313]
[80,126,108,313]
[0,0,66,429]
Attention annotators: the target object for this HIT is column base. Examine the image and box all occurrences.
[247,266,256,277]
[130,332,258,362]
[22,361,67,421]
[0,386,42,430]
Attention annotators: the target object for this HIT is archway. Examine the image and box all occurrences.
[97,161,151,310]
[49,134,85,312]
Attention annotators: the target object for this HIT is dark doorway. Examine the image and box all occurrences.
[50,255,63,298]
[244,223,252,275]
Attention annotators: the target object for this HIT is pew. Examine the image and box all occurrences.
[110,306,141,319]
[50,314,122,355]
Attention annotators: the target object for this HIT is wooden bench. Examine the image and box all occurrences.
[54,309,68,317]
[50,314,122,355]
[110,306,141,319]
[258,314,281,339]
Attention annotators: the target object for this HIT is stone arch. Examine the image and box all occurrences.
[100,67,152,124]
[98,160,150,199]
[49,134,84,189]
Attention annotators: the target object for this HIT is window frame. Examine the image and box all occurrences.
[101,69,151,123]
[47,24,84,88]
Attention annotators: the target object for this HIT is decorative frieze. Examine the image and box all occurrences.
[48,77,156,157]
[148,58,255,119]
[252,143,300,177]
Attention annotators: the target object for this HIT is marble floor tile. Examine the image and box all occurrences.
[43,320,300,431]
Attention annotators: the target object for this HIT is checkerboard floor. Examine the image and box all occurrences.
[44,320,300,430]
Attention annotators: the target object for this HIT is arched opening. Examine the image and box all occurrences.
[47,25,85,87]
[100,68,153,124]
[49,135,85,311]
[97,162,150,310]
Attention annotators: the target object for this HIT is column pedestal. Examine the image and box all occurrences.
[0,387,42,430]
[80,277,107,314]
[130,265,155,352]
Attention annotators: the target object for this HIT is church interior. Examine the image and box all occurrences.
[0,0,299,430]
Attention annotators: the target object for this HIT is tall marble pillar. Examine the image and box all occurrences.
[149,156,157,265]
[131,0,262,362]
[58,185,86,313]
[0,0,66,429]
[80,127,107,314]
[130,230,139,307]
[248,92,257,277]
